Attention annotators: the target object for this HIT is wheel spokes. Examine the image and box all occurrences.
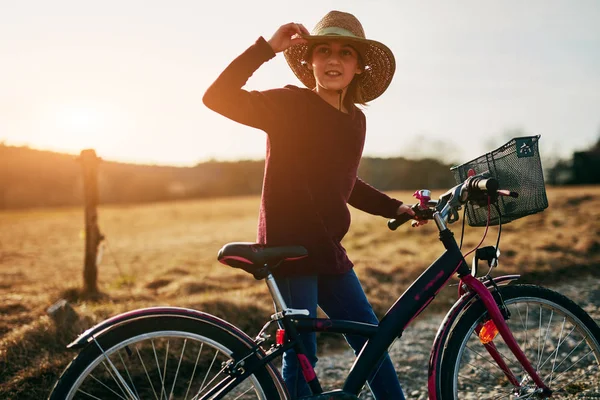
[71,334,265,400]
[456,298,600,399]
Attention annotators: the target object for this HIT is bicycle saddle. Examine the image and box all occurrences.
[217,242,308,279]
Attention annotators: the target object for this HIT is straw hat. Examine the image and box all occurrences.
[283,10,396,102]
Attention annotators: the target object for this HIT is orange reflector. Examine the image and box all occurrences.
[479,319,499,344]
[276,329,286,345]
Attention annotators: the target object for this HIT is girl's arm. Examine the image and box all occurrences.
[348,177,403,218]
[202,24,309,131]
[202,37,282,131]
[349,178,421,224]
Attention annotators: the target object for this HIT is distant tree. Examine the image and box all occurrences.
[592,129,600,152]
[570,130,600,185]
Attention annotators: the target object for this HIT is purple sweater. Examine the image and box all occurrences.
[203,37,402,276]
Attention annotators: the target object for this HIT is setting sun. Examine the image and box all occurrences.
[35,104,118,155]
[57,106,99,133]
[54,106,102,145]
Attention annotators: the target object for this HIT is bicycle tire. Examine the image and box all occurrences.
[49,316,287,400]
[439,284,600,399]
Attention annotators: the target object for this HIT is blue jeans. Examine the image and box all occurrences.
[275,270,405,399]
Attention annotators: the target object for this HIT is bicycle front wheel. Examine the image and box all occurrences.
[50,316,287,400]
[440,284,600,399]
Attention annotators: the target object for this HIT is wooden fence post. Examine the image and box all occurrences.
[79,149,103,294]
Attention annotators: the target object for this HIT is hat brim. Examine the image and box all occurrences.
[283,35,396,102]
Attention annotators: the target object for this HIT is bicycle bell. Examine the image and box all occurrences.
[413,189,431,209]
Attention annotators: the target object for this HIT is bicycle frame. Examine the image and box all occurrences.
[267,215,551,398]
[186,227,470,399]
[340,228,467,395]
[190,223,551,399]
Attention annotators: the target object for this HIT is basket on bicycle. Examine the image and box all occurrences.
[451,135,548,227]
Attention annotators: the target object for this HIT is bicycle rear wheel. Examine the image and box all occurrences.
[49,316,286,399]
[440,284,600,399]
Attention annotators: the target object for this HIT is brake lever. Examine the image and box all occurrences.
[448,206,460,224]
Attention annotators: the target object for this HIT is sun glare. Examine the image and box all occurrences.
[60,107,98,132]
[55,106,102,147]
[37,104,115,154]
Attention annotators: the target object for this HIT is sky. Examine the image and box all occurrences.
[1,0,599,166]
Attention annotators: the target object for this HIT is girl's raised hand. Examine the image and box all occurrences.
[268,22,310,53]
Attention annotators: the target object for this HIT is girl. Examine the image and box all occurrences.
[203,10,414,399]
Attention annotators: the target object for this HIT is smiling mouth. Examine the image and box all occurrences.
[325,71,342,77]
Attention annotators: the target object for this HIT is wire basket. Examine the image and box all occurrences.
[451,135,549,227]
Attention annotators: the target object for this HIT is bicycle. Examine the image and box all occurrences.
[50,139,600,399]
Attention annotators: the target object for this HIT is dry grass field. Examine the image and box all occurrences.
[1,186,599,398]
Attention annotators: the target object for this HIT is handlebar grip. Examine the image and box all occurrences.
[388,213,413,231]
[469,177,499,193]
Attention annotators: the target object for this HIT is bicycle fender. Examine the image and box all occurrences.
[67,306,254,350]
[427,274,519,400]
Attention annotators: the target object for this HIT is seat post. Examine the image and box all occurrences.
[265,273,288,312]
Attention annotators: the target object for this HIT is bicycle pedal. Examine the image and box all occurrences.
[300,390,359,400]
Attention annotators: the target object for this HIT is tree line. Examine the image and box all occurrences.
[0,144,455,209]
[2,136,597,210]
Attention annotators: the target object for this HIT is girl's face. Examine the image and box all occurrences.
[309,40,362,93]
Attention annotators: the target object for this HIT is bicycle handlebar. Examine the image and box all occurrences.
[468,176,499,194]
[388,203,434,231]
[387,213,412,231]
[388,175,514,230]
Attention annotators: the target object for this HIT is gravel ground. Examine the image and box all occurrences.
[313,278,600,399]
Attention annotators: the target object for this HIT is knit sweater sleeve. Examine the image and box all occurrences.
[202,37,295,132]
[348,177,403,218]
